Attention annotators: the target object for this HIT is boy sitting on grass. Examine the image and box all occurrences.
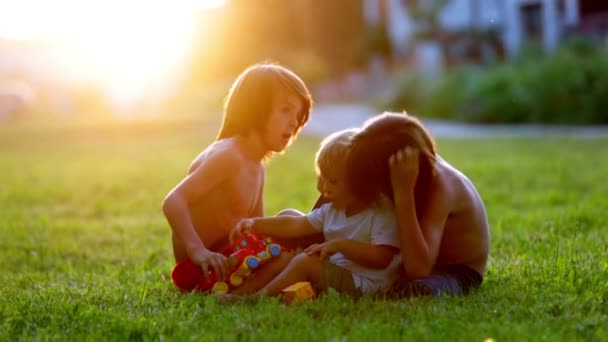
[347,112,490,297]
[163,63,312,293]
[230,129,402,297]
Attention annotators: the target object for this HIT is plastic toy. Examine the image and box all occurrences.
[281,282,316,304]
[171,231,282,293]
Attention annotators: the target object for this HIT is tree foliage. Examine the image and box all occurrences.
[184,0,366,87]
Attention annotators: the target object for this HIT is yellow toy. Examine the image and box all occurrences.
[281,282,315,304]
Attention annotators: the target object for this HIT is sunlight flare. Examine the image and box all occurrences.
[0,0,225,106]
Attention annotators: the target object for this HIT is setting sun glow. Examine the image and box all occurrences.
[0,0,225,106]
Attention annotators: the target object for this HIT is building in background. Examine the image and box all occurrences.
[364,0,607,62]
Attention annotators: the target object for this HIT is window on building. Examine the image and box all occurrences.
[578,0,608,38]
[557,0,566,17]
[579,0,608,16]
[520,3,543,41]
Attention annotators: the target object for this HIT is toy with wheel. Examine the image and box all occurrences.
[171,231,283,293]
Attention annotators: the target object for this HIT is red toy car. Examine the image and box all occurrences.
[171,231,282,293]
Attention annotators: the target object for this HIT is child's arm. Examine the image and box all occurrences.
[232,215,318,241]
[305,240,397,269]
[390,147,449,279]
[162,149,239,278]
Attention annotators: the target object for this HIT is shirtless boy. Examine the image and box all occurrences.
[162,63,312,292]
[347,112,490,297]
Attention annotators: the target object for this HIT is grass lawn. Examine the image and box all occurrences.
[1,119,606,341]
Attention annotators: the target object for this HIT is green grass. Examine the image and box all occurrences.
[1,119,607,341]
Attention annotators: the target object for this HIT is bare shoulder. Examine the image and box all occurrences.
[188,138,243,175]
[433,156,482,211]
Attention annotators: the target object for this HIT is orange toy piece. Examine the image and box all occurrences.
[172,231,283,293]
[281,282,316,304]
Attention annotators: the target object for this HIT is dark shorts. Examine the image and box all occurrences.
[318,263,362,297]
[385,264,483,298]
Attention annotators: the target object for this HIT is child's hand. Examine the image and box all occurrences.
[230,218,254,243]
[304,240,341,261]
[389,146,419,193]
[191,248,230,282]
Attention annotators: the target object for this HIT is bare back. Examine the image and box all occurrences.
[187,138,264,250]
[432,156,489,274]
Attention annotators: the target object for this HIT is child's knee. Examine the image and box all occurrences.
[291,252,320,271]
[265,251,296,272]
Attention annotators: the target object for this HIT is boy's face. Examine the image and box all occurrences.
[262,91,304,153]
[317,163,352,210]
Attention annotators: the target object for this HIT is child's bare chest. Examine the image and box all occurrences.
[225,166,263,214]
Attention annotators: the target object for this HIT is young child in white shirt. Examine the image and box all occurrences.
[231,128,401,296]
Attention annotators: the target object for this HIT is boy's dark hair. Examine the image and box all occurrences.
[347,112,436,217]
[217,63,312,140]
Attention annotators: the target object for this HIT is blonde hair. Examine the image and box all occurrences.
[217,63,313,140]
[315,128,359,176]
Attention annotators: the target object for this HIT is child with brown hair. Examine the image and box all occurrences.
[346,112,490,297]
[163,63,313,292]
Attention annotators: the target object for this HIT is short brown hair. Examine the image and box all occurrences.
[347,112,436,215]
[217,63,312,140]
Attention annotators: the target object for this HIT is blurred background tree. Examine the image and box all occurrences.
[184,0,366,86]
[1,0,607,124]
[406,0,449,41]
[173,0,367,116]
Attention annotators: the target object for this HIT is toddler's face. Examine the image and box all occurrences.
[318,165,351,210]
